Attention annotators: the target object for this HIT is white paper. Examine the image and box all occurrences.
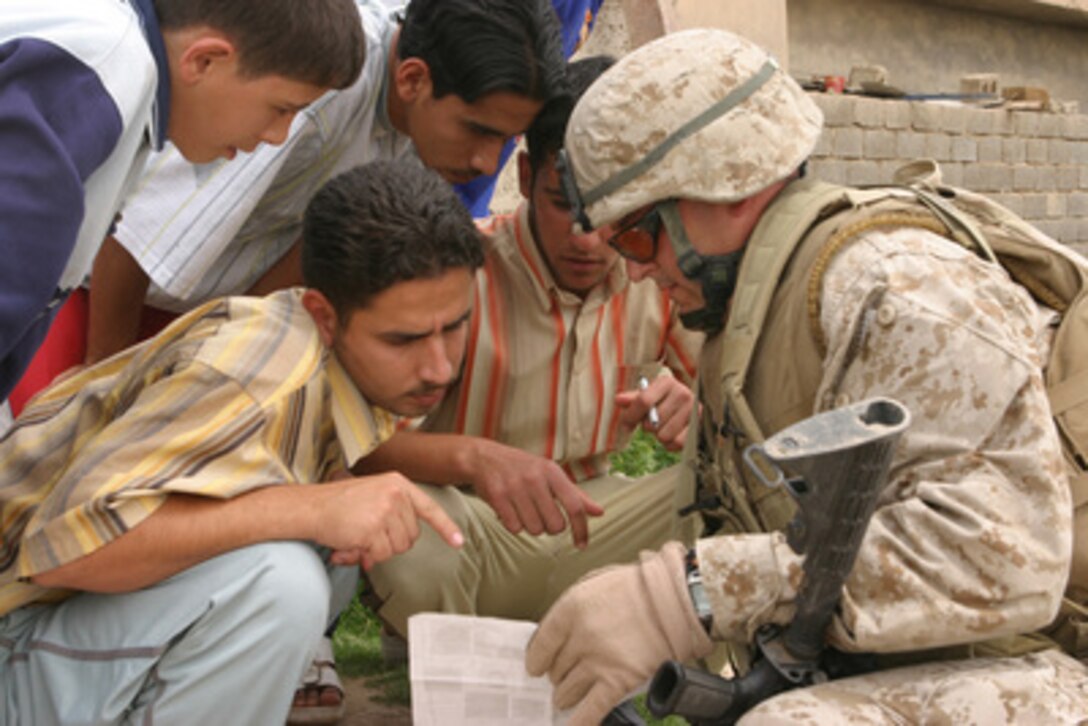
[408,613,570,726]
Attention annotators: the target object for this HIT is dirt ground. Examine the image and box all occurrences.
[339,675,411,725]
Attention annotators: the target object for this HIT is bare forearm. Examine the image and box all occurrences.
[32,487,319,592]
[86,235,150,364]
[359,431,603,547]
[355,430,479,484]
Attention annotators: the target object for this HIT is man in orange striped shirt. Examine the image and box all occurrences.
[360,57,704,637]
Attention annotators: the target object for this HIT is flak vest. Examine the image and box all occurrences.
[693,169,1088,660]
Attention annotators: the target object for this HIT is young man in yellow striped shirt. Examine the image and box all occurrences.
[0,160,474,724]
[358,57,705,638]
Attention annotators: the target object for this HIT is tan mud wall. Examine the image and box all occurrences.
[492,1,1088,259]
[789,0,1088,111]
[808,93,1088,255]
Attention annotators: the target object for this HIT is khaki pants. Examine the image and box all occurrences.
[365,464,696,637]
[741,648,1088,724]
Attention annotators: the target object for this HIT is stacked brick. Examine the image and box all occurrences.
[808,93,1088,256]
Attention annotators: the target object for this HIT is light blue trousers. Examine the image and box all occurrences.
[0,542,358,725]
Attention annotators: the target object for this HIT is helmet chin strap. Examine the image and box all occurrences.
[658,201,743,335]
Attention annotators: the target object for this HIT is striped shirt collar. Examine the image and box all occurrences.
[509,203,629,313]
[325,354,398,468]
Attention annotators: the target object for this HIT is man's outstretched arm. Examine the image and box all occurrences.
[32,473,463,592]
[356,430,603,548]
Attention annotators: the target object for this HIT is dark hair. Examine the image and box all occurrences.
[398,0,567,104]
[526,55,614,173]
[302,160,484,319]
[153,0,365,90]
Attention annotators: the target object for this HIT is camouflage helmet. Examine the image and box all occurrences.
[561,28,823,230]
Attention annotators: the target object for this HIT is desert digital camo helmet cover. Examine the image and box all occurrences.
[562,28,824,230]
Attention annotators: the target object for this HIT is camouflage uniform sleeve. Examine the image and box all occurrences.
[698,225,1071,652]
[696,531,804,642]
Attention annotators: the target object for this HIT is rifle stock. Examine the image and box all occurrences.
[646,397,910,724]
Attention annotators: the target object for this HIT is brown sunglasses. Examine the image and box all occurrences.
[606,205,664,263]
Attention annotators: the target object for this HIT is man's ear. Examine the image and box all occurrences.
[301,289,339,347]
[175,34,236,85]
[516,151,533,200]
[392,57,432,104]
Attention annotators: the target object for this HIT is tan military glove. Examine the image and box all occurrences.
[525,541,713,726]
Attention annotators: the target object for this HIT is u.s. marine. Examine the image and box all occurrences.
[526,28,1088,726]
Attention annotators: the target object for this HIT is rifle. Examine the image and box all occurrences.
[644,397,910,725]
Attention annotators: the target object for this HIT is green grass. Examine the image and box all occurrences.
[331,592,382,674]
[333,429,686,721]
[609,427,682,478]
[332,595,412,706]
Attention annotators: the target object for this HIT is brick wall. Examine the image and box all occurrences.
[808,93,1088,256]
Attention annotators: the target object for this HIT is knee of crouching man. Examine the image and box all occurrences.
[244,541,332,639]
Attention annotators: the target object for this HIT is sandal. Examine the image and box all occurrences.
[286,636,346,725]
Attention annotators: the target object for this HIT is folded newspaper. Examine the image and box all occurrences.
[408,613,571,725]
